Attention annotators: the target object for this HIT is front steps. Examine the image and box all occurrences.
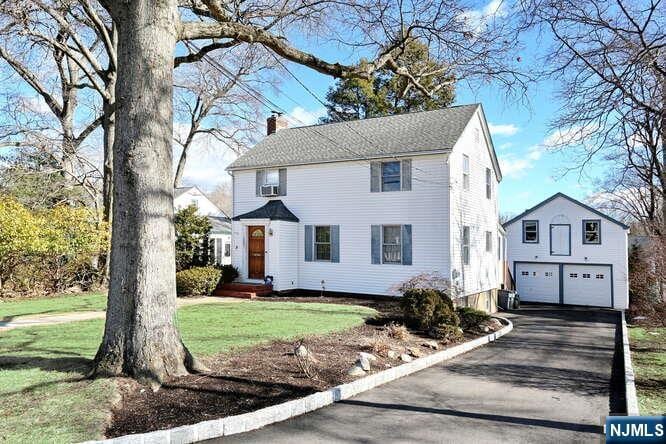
[213,282,273,299]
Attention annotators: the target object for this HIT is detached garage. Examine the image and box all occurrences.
[505,193,629,309]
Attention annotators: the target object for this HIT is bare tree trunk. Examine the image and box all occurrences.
[93,0,200,383]
[173,142,189,188]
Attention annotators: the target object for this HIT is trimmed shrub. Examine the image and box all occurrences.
[220,264,239,284]
[457,307,491,331]
[176,266,221,296]
[429,323,464,342]
[400,288,459,331]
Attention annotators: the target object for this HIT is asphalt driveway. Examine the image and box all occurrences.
[211,305,623,444]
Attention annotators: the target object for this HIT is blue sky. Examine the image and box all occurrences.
[201,27,605,217]
[0,0,608,216]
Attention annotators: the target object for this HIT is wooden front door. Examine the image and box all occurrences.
[248,226,265,279]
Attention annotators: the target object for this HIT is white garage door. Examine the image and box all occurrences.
[515,263,559,304]
[562,265,612,307]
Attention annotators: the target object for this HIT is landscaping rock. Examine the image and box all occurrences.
[482,325,490,333]
[359,352,377,362]
[407,346,424,358]
[400,353,413,362]
[347,364,366,376]
[294,345,308,358]
[423,340,439,349]
[387,350,399,359]
[489,318,503,328]
[357,355,371,371]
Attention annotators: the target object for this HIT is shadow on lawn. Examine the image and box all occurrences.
[0,355,92,396]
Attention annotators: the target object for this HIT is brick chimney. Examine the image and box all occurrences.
[266,112,288,135]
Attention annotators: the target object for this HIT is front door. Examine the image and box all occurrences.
[248,226,265,279]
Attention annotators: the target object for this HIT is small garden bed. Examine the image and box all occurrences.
[107,294,503,438]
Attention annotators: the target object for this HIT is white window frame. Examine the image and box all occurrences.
[462,155,470,191]
[264,168,280,186]
[485,168,492,199]
[523,220,539,243]
[462,226,470,265]
[380,161,402,192]
[382,225,402,264]
[314,225,332,261]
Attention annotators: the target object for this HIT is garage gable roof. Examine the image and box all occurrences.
[503,192,630,230]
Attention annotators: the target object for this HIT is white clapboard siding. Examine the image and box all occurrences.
[448,111,502,295]
[230,107,502,297]
[232,154,451,295]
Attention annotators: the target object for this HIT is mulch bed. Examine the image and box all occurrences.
[106,296,500,438]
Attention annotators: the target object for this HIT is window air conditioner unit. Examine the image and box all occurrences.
[260,184,279,197]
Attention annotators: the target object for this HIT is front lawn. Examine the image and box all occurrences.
[0,301,374,443]
[629,326,666,415]
[0,291,107,321]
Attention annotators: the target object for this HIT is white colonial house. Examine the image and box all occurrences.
[174,186,231,265]
[504,193,629,309]
[226,105,507,311]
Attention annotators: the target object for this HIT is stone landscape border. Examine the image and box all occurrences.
[84,317,513,444]
[621,311,640,416]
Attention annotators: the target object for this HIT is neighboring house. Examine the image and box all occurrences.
[504,193,629,309]
[226,105,505,312]
[174,186,231,265]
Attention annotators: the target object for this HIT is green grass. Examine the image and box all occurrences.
[0,301,374,443]
[629,326,666,415]
[0,291,107,321]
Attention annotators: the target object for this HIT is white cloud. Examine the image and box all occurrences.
[499,145,544,178]
[497,142,513,150]
[286,106,327,127]
[173,122,238,191]
[498,154,533,178]
[488,123,519,137]
[527,145,542,161]
[22,96,52,114]
[460,0,509,31]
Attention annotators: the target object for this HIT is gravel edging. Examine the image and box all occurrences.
[621,311,640,416]
[83,317,513,444]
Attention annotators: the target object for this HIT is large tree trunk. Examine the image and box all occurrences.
[93,0,198,383]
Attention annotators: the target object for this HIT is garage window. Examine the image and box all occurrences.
[569,273,578,278]
[521,271,529,276]
[583,273,591,279]
[545,272,553,277]
[522,220,539,243]
[596,274,605,279]
[583,219,601,244]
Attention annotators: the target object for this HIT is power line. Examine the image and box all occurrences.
[267,53,448,186]
[187,42,447,186]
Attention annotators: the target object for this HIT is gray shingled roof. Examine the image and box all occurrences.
[227,105,481,170]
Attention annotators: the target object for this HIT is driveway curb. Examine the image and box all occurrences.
[621,311,640,415]
[84,317,513,444]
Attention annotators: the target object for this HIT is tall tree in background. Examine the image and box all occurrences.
[523,0,664,232]
[91,0,526,383]
[0,0,117,224]
[172,46,268,188]
[323,39,455,121]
